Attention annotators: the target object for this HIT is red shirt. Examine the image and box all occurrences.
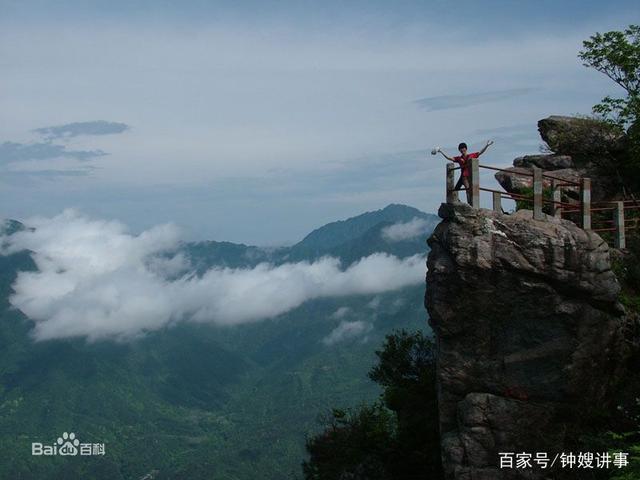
[453,152,479,177]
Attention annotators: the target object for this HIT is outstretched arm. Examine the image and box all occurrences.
[477,140,494,156]
[437,150,455,161]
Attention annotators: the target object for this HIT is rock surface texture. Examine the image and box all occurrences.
[425,203,627,480]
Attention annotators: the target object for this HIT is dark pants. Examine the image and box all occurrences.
[454,176,471,204]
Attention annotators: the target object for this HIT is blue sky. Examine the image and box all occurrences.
[0,0,637,244]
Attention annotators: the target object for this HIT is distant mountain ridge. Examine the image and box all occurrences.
[2,204,437,273]
[186,204,439,271]
[295,204,432,250]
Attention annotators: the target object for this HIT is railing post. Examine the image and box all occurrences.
[533,167,543,220]
[552,179,562,218]
[446,163,458,203]
[614,201,626,249]
[581,178,591,230]
[492,192,502,213]
[470,157,480,208]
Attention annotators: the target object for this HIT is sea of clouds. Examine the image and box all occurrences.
[1,210,425,342]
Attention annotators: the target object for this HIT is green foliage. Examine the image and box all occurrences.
[368,330,436,390]
[578,404,640,480]
[370,331,441,479]
[0,288,430,480]
[579,25,640,128]
[578,25,640,196]
[302,330,442,480]
[608,431,640,480]
[593,232,640,479]
[513,186,554,213]
[302,403,396,480]
[612,235,640,310]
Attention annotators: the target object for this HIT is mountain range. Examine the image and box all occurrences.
[0,204,438,480]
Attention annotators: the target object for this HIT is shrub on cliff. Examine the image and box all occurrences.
[302,330,442,480]
[590,234,640,480]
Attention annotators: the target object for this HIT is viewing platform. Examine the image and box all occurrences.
[446,158,638,249]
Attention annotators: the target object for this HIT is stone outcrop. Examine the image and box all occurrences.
[495,115,632,203]
[494,167,584,197]
[513,154,573,170]
[538,116,627,163]
[425,202,628,479]
[493,167,532,193]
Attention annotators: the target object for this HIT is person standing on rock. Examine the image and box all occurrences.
[433,141,494,204]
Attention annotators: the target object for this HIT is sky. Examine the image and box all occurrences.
[1,0,638,245]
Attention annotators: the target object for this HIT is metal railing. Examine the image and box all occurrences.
[445,157,639,248]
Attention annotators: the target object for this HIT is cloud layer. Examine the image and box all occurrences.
[1,211,425,342]
[0,120,130,182]
[33,121,130,140]
[323,320,372,346]
[0,141,106,165]
[381,217,432,242]
[414,88,535,112]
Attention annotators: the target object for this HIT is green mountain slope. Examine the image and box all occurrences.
[0,204,436,480]
[296,204,429,249]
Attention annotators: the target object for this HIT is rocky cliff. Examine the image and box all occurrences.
[425,202,630,479]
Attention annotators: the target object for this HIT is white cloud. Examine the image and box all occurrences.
[329,306,351,320]
[392,297,405,308]
[414,88,535,111]
[367,296,381,309]
[381,217,431,242]
[322,320,373,346]
[1,211,425,342]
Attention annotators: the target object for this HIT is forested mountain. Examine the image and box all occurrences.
[0,204,437,480]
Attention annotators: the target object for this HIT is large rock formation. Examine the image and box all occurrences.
[425,202,628,479]
[538,116,627,163]
[513,154,573,170]
[495,116,631,203]
[494,167,584,198]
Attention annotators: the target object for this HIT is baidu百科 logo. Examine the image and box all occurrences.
[32,432,105,456]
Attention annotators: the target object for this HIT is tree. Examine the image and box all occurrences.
[579,25,640,128]
[368,331,441,479]
[302,404,395,480]
[302,330,443,480]
[579,25,640,196]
